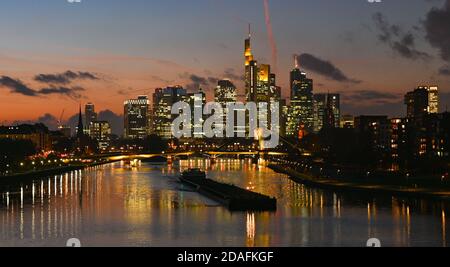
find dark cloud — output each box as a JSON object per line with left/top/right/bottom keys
{"left": 38, "top": 86, "right": 85, "bottom": 99}
{"left": 180, "top": 69, "right": 245, "bottom": 92}
{"left": 424, "top": 0, "right": 450, "bottom": 62}
{"left": 0, "top": 75, "right": 85, "bottom": 99}
{"left": 0, "top": 76, "right": 37, "bottom": 96}
{"left": 34, "top": 70, "right": 99, "bottom": 85}
{"left": 298, "top": 53, "right": 361, "bottom": 83}
{"left": 373, "top": 12, "right": 431, "bottom": 61}
{"left": 180, "top": 73, "right": 220, "bottom": 92}
{"left": 343, "top": 90, "right": 401, "bottom": 102}
{"left": 189, "top": 74, "right": 209, "bottom": 87}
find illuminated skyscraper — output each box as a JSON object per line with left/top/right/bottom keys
{"left": 405, "top": 86, "right": 439, "bottom": 124}
{"left": 215, "top": 80, "right": 237, "bottom": 136}
{"left": 269, "top": 74, "right": 281, "bottom": 102}
{"left": 290, "top": 55, "right": 302, "bottom": 98}
{"left": 85, "top": 103, "right": 97, "bottom": 127}
{"left": 314, "top": 93, "right": 340, "bottom": 132}
{"left": 90, "top": 121, "right": 111, "bottom": 150}
{"left": 124, "top": 96, "right": 151, "bottom": 139}
{"left": 404, "top": 86, "right": 442, "bottom": 158}
{"left": 428, "top": 86, "right": 439, "bottom": 114}
{"left": 215, "top": 80, "right": 237, "bottom": 104}
{"left": 288, "top": 56, "right": 314, "bottom": 136}
{"left": 84, "top": 102, "right": 97, "bottom": 135}
{"left": 243, "top": 28, "right": 281, "bottom": 141}
{"left": 153, "top": 86, "right": 187, "bottom": 139}
{"left": 188, "top": 88, "right": 206, "bottom": 138}
{"left": 245, "top": 27, "right": 258, "bottom": 103}
{"left": 257, "top": 64, "right": 271, "bottom": 103}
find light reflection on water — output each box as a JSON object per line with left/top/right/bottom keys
{"left": 0, "top": 159, "right": 448, "bottom": 247}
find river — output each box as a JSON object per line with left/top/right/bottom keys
{"left": 0, "top": 159, "right": 448, "bottom": 247}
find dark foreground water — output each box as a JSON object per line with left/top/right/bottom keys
{"left": 0, "top": 159, "right": 448, "bottom": 247}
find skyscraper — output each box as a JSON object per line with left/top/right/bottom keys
{"left": 269, "top": 73, "right": 281, "bottom": 102}
{"left": 153, "top": 86, "right": 187, "bottom": 139}
{"left": 428, "top": 86, "right": 439, "bottom": 114}
{"left": 257, "top": 64, "right": 271, "bottom": 103}
{"left": 215, "top": 80, "right": 237, "bottom": 136}
{"left": 90, "top": 121, "right": 111, "bottom": 150}
{"left": 188, "top": 88, "right": 206, "bottom": 138}
{"left": 85, "top": 103, "right": 97, "bottom": 127}
{"left": 245, "top": 28, "right": 258, "bottom": 103}
{"left": 290, "top": 55, "right": 302, "bottom": 99}
{"left": 124, "top": 96, "right": 151, "bottom": 139}
{"left": 243, "top": 29, "right": 281, "bottom": 140}
{"left": 314, "top": 93, "right": 341, "bottom": 132}
{"left": 85, "top": 103, "right": 97, "bottom": 136}
{"left": 404, "top": 86, "right": 441, "bottom": 159}
{"left": 215, "top": 80, "right": 237, "bottom": 104}
{"left": 405, "top": 86, "right": 439, "bottom": 124}
{"left": 288, "top": 56, "right": 314, "bottom": 135}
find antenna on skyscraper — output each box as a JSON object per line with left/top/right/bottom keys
{"left": 294, "top": 54, "right": 299, "bottom": 69}
{"left": 248, "top": 23, "right": 251, "bottom": 38}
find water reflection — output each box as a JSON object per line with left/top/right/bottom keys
{"left": 0, "top": 159, "right": 448, "bottom": 247}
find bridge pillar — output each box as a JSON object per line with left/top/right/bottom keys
{"left": 210, "top": 155, "right": 217, "bottom": 165}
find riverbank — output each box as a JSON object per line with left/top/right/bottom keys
{"left": 0, "top": 160, "right": 115, "bottom": 186}
{"left": 269, "top": 163, "right": 450, "bottom": 201}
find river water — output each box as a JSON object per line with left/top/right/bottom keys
{"left": 0, "top": 159, "right": 448, "bottom": 247}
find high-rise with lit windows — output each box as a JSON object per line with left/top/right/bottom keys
{"left": 188, "top": 88, "right": 206, "bottom": 138}
{"left": 405, "top": 86, "right": 439, "bottom": 121}
{"left": 288, "top": 56, "right": 314, "bottom": 136}
{"left": 153, "top": 86, "right": 187, "bottom": 139}
{"left": 314, "top": 93, "right": 341, "bottom": 132}
{"left": 90, "top": 121, "right": 111, "bottom": 150}
{"left": 124, "top": 96, "right": 151, "bottom": 139}
{"left": 245, "top": 28, "right": 258, "bottom": 103}
{"left": 215, "top": 80, "right": 237, "bottom": 136}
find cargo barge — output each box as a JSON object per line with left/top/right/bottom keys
{"left": 179, "top": 169, "right": 277, "bottom": 212}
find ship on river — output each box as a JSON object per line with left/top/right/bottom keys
{"left": 179, "top": 169, "right": 277, "bottom": 212}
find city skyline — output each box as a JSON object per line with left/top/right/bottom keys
{"left": 1, "top": 1, "right": 450, "bottom": 249}
{"left": 0, "top": 0, "right": 450, "bottom": 125}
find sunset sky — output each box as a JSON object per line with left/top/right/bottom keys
{"left": 0, "top": 0, "right": 449, "bottom": 127}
